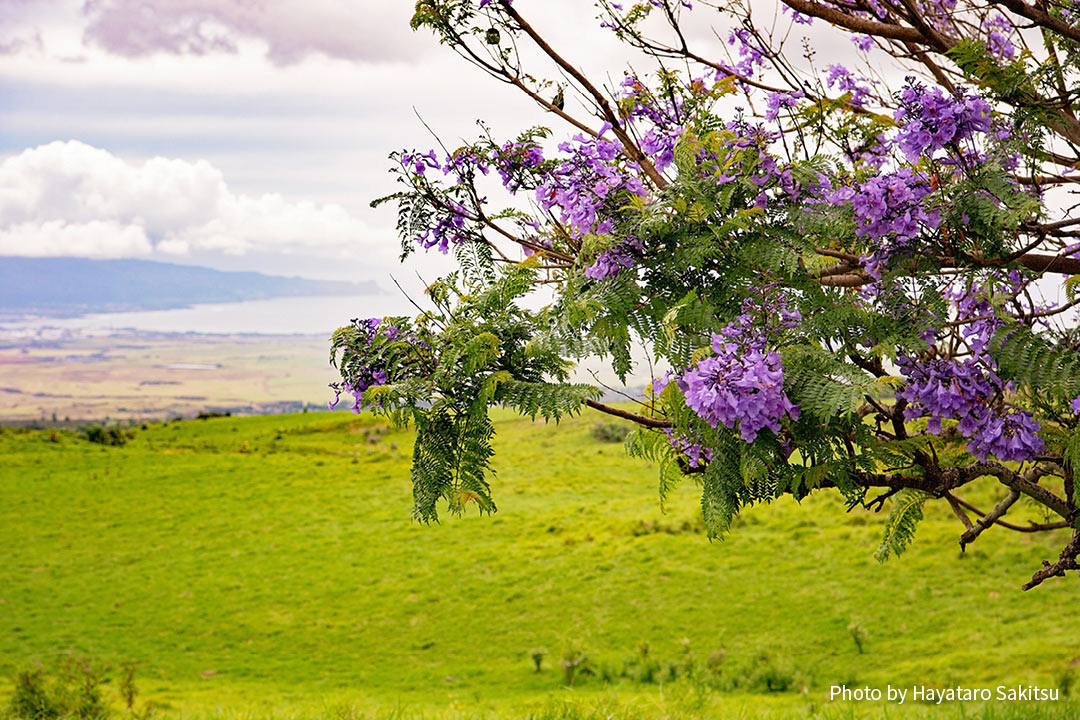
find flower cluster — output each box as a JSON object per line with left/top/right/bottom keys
{"left": 825, "top": 64, "right": 873, "bottom": 107}
{"left": 664, "top": 429, "right": 714, "bottom": 467}
{"left": 897, "top": 356, "right": 1044, "bottom": 461}
{"left": 982, "top": 13, "right": 1016, "bottom": 61}
{"left": 400, "top": 150, "right": 486, "bottom": 254}
{"left": 536, "top": 127, "right": 647, "bottom": 238}
{"left": 585, "top": 236, "right": 643, "bottom": 280}
{"left": 726, "top": 28, "right": 767, "bottom": 78}
{"left": 893, "top": 82, "right": 994, "bottom": 162}
{"left": 493, "top": 140, "right": 545, "bottom": 193}
{"left": 897, "top": 279, "right": 1045, "bottom": 462}
{"left": 419, "top": 200, "right": 470, "bottom": 254}
{"left": 678, "top": 286, "right": 801, "bottom": 443}
{"left": 620, "top": 75, "right": 685, "bottom": 173}
{"left": 826, "top": 168, "right": 940, "bottom": 278}
{"left": 851, "top": 34, "right": 874, "bottom": 52}
{"left": 329, "top": 318, "right": 427, "bottom": 412}
{"left": 764, "top": 90, "right": 804, "bottom": 122}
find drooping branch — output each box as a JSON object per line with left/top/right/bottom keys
{"left": 971, "top": 462, "right": 1075, "bottom": 521}
{"left": 958, "top": 490, "right": 1020, "bottom": 547}
{"left": 952, "top": 493, "right": 1070, "bottom": 538}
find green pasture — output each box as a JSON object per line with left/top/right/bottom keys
{"left": 0, "top": 410, "right": 1077, "bottom": 719}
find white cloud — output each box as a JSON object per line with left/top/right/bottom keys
{"left": 0, "top": 140, "right": 379, "bottom": 259}
{"left": 0, "top": 220, "right": 151, "bottom": 257}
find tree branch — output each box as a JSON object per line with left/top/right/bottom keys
{"left": 1023, "top": 531, "right": 1080, "bottom": 591}
{"left": 958, "top": 490, "right": 1020, "bottom": 548}
{"left": 500, "top": 2, "right": 669, "bottom": 189}
{"left": 585, "top": 399, "right": 672, "bottom": 429}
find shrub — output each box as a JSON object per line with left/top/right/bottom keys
{"left": 7, "top": 656, "right": 108, "bottom": 720}
{"left": 8, "top": 667, "right": 59, "bottom": 720}
{"left": 527, "top": 647, "right": 547, "bottom": 673}
{"left": 589, "top": 422, "right": 628, "bottom": 443}
{"left": 84, "top": 427, "right": 127, "bottom": 447}
{"left": 848, "top": 621, "right": 869, "bottom": 655}
{"left": 559, "top": 645, "right": 590, "bottom": 687}
{"left": 1059, "top": 668, "right": 1075, "bottom": 698}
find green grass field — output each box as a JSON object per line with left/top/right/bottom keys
{"left": 1, "top": 410, "right": 1078, "bottom": 719}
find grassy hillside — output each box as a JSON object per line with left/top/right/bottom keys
{"left": 0, "top": 410, "right": 1078, "bottom": 719}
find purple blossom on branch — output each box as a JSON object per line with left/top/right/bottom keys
{"left": 585, "top": 237, "right": 642, "bottom": 280}
{"left": 893, "top": 82, "right": 995, "bottom": 162}
{"left": 824, "top": 64, "right": 872, "bottom": 107}
{"left": 897, "top": 280, "right": 1046, "bottom": 463}
{"left": 329, "top": 318, "right": 427, "bottom": 413}
{"left": 982, "top": 14, "right": 1016, "bottom": 61}
{"left": 678, "top": 286, "right": 801, "bottom": 443}
{"left": 664, "top": 429, "right": 714, "bottom": 467}
{"left": 825, "top": 168, "right": 940, "bottom": 278}
{"left": 536, "top": 132, "right": 647, "bottom": 238}
{"left": 851, "top": 34, "right": 874, "bottom": 51}
{"left": 897, "top": 355, "right": 1045, "bottom": 462}
{"left": 764, "top": 91, "right": 804, "bottom": 122}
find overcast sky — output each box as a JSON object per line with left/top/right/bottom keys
{"left": 0, "top": 2, "right": 622, "bottom": 285}
{"left": 0, "top": 1, "right": 874, "bottom": 291}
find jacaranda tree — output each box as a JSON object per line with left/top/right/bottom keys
{"left": 331, "top": 0, "right": 1080, "bottom": 590}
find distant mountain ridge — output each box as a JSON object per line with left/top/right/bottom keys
{"left": 0, "top": 257, "right": 380, "bottom": 317}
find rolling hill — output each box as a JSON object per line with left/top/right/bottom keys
{"left": 1, "top": 410, "right": 1078, "bottom": 719}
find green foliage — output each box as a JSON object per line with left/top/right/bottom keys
{"left": 624, "top": 427, "right": 686, "bottom": 510}
{"left": 7, "top": 657, "right": 108, "bottom": 720}
{"left": 527, "top": 647, "right": 547, "bottom": 673}
{"left": 8, "top": 668, "right": 58, "bottom": 720}
{"left": 847, "top": 621, "right": 869, "bottom": 655}
{"left": 84, "top": 427, "right": 129, "bottom": 447}
{"left": 558, "top": 643, "right": 590, "bottom": 687}
{"left": 875, "top": 489, "right": 930, "bottom": 562}
{"left": 992, "top": 326, "right": 1080, "bottom": 403}
{"left": 590, "top": 422, "right": 629, "bottom": 443}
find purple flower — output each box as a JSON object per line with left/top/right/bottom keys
{"left": 536, "top": 132, "right": 647, "bottom": 238}
{"left": 894, "top": 82, "right": 995, "bottom": 162}
{"left": 824, "top": 64, "right": 872, "bottom": 107}
{"left": 982, "top": 14, "right": 1016, "bottom": 61}
{"left": 726, "top": 28, "right": 766, "bottom": 78}
{"left": 664, "top": 429, "right": 714, "bottom": 467}
{"left": 825, "top": 168, "right": 940, "bottom": 278}
{"left": 585, "top": 237, "right": 642, "bottom": 280}
{"left": 782, "top": 5, "right": 813, "bottom": 24}
{"left": 765, "top": 91, "right": 804, "bottom": 122}
{"left": 852, "top": 35, "right": 874, "bottom": 52}
{"left": 329, "top": 318, "right": 427, "bottom": 413}
{"left": 896, "top": 280, "right": 1046, "bottom": 463}
{"left": 678, "top": 285, "right": 801, "bottom": 443}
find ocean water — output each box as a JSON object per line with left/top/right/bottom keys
{"left": 0, "top": 294, "right": 419, "bottom": 336}
{"left": 0, "top": 292, "right": 655, "bottom": 389}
